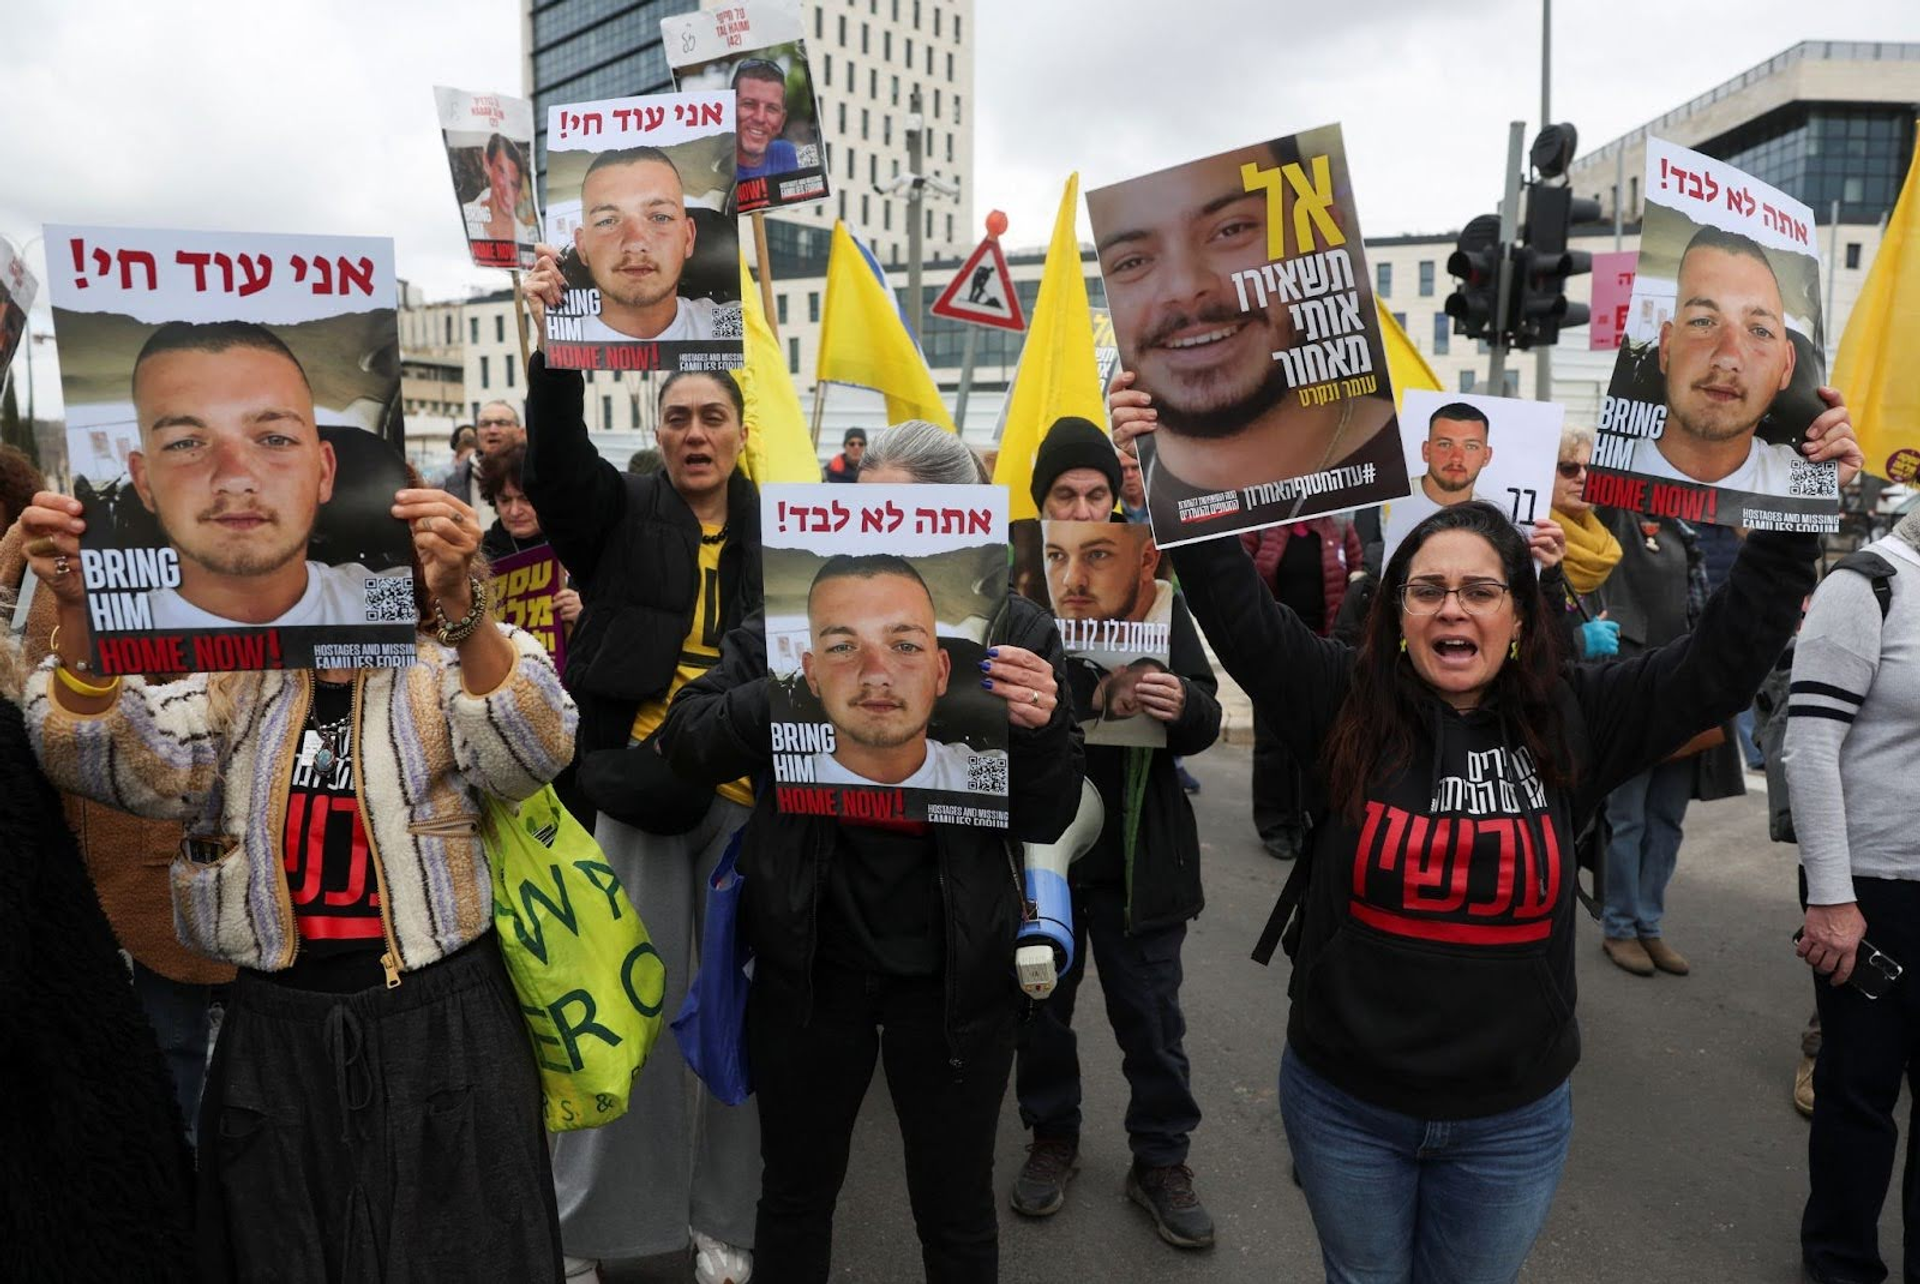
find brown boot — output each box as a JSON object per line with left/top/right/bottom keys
{"left": 1602, "top": 937, "right": 1656, "bottom": 976}
{"left": 1640, "top": 937, "right": 1690, "bottom": 975}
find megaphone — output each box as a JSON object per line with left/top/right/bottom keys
{"left": 1015, "top": 778, "right": 1105, "bottom": 999}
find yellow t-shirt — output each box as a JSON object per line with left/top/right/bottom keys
{"left": 630, "top": 525, "right": 753, "bottom": 807}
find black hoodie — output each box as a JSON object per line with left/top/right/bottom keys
{"left": 1172, "top": 529, "right": 1815, "bottom": 1119}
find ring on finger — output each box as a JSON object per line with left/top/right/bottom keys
{"left": 1028, "top": 688, "right": 1041, "bottom": 707}
{"left": 27, "top": 536, "right": 57, "bottom": 558}
{"left": 53, "top": 555, "right": 70, "bottom": 578}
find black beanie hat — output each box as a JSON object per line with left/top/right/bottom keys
{"left": 1030, "top": 416, "right": 1122, "bottom": 510}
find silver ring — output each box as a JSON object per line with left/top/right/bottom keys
{"left": 1029, "top": 688, "right": 1041, "bottom": 707}
{"left": 52, "top": 554, "right": 70, "bottom": 578}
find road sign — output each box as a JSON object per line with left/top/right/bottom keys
{"left": 930, "top": 235, "right": 1025, "bottom": 332}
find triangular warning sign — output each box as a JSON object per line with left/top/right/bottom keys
{"left": 930, "top": 236, "right": 1026, "bottom": 332}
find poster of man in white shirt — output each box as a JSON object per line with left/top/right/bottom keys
{"left": 1381, "top": 390, "right": 1563, "bottom": 564}
{"left": 433, "top": 86, "right": 540, "bottom": 270}
{"left": 762, "top": 483, "right": 1010, "bottom": 828}
{"left": 1588, "top": 137, "right": 1851, "bottom": 533}
{"left": 47, "top": 226, "right": 418, "bottom": 674}
{"left": 541, "top": 90, "right": 743, "bottom": 374}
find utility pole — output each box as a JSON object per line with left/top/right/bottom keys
{"left": 1535, "top": 0, "right": 1553, "bottom": 402}
{"left": 1489, "top": 122, "right": 1526, "bottom": 396}
{"left": 906, "top": 86, "right": 925, "bottom": 341}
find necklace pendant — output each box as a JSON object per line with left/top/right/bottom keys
{"left": 313, "top": 746, "right": 335, "bottom": 774}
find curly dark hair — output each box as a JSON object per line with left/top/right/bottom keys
{"left": 1321, "top": 501, "right": 1570, "bottom": 822}
{"left": 476, "top": 443, "right": 526, "bottom": 506}
{"left": 0, "top": 444, "right": 45, "bottom": 529}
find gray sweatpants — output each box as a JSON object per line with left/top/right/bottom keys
{"left": 551, "top": 795, "right": 761, "bottom": 1261}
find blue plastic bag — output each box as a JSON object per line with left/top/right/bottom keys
{"left": 671, "top": 822, "right": 753, "bottom": 1105}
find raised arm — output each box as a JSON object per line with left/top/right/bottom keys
{"left": 520, "top": 351, "right": 628, "bottom": 586}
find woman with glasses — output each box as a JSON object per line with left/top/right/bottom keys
{"left": 1548, "top": 426, "right": 1626, "bottom": 660}
{"left": 478, "top": 443, "right": 583, "bottom": 628}
{"left": 1110, "top": 379, "right": 1856, "bottom": 1281}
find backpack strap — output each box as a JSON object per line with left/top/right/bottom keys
{"left": 1831, "top": 549, "right": 1897, "bottom": 621}
{"left": 1251, "top": 851, "right": 1312, "bottom": 966}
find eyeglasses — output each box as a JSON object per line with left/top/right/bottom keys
{"left": 477, "top": 417, "right": 518, "bottom": 429}
{"left": 1556, "top": 461, "right": 1588, "bottom": 480}
{"left": 1399, "top": 581, "right": 1511, "bottom": 616}
{"left": 734, "top": 58, "right": 785, "bottom": 79}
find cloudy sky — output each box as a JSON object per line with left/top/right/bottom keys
{"left": 4, "top": 0, "right": 1918, "bottom": 409}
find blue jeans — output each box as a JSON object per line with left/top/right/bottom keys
{"left": 1280, "top": 1046, "right": 1571, "bottom": 1284}
{"left": 129, "top": 960, "right": 213, "bottom": 1149}
{"left": 1601, "top": 758, "right": 1694, "bottom": 940}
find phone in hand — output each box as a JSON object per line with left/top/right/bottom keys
{"left": 1795, "top": 928, "right": 1904, "bottom": 999}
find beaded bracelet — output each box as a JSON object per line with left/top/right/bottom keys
{"left": 433, "top": 575, "right": 490, "bottom": 646}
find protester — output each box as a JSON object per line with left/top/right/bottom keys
{"left": 437, "top": 423, "right": 477, "bottom": 489}
{"left": 661, "top": 419, "right": 1084, "bottom": 1284}
{"left": 447, "top": 399, "right": 525, "bottom": 536}
{"left": 1241, "top": 519, "right": 1364, "bottom": 861}
{"left": 523, "top": 241, "right": 762, "bottom": 1284}
{"left": 19, "top": 480, "right": 577, "bottom": 1281}
{"left": 477, "top": 442, "right": 582, "bottom": 619}
{"left": 1118, "top": 448, "right": 1149, "bottom": 525}
{"left": 1112, "top": 377, "right": 1853, "bottom": 1281}
{"left": 824, "top": 427, "right": 866, "bottom": 483}
{"left": 0, "top": 639, "right": 196, "bottom": 1281}
{"left": 1548, "top": 426, "right": 1624, "bottom": 660}
{"left": 1785, "top": 509, "right": 1920, "bottom": 1284}
{"left": 1030, "top": 416, "right": 1118, "bottom": 519}
{"left": 0, "top": 442, "right": 42, "bottom": 530}
{"left": 1012, "top": 417, "right": 1223, "bottom": 1249}
{"left": 0, "top": 518, "right": 235, "bottom": 1146}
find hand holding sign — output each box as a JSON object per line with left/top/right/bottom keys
{"left": 1804, "top": 387, "right": 1864, "bottom": 489}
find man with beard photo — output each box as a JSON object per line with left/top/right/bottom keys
{"left": 569, "top": 147, "right": 741, "bottom": 343}
{"left": 1381, "top": 402, "right": 1496, "bottom": 555}
{"left": 802, "top": 553, "right": 1005, "bottom": 792}
{"left": 1089, "top": 139, "right": 1401, "bottom": 539}
{"left": 125, "top": 321, "right": 410, "bottom": 629}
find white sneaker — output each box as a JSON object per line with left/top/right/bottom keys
{"left": 561, "top": 1255, "right": 601, "bottom": 1281}
{"left": 691, "top": 1229, "right": 753, "bottom": 1284}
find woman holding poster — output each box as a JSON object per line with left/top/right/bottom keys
{"left": 1117, "top": 386, "right": 1852, "bottom": 1278}
{"left": 659, "top": 422, "right": 1084, "bottom": 1284}
{"left": 18, "top": 483, "right": 578, "bottom": 1281}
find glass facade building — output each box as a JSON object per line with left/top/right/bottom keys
{"left": 528, "top": 0, "right": 697, "bottom": 179}
{"left": 1704, "top": 104, "right": 1915, "bottom": 223}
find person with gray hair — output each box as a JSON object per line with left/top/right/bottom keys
{"left": 859, "top": 419, "right": 991, "bottom": 486}
{"left": 1787, "top": 507, "right": 1920, "bottom": 1284}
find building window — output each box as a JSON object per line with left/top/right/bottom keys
{"left": 933, "top": 88, "right": 941, "bottom": 118}
{"left": 861, "top": 108, "right": 869, "bottom": 140}
{"left": 891, "top": 74, "right": 899, "bottom": 106}
{"left": 808, "top": 291, "right": 821, "bottom": 322}
{"left": 883, "top": 115, "right": 892, "bottom": 146}
{"left": 480, "top": 355, "right": 490, "bottom": 388}
{"left": 469, "top": 316, "right": 479, "bottom": 344}
{"left": 788, "top": 337, "right": 800, "bottom": 373}
{"left": 506, "top": 358, "right": 517, "bottom": 388}
{"left": 494, "top": 314, "right": 504, "bottom": 342}
{"left": 891, "top": 0, "right": 898, "bottom": 19}
{"left": 946, "top": 213, "right": 953, "bottom": 242}
{"left": 945, "top": 133, "right": 953, "bottom": 162}
{"left": 1392, "top": 311, "right": 1407, "bottom": 331}
{"left": 777, "top": 294, "right": 789, "bottom": 325}
{"left": 869, "top": 67, "right": 877, "bottom": 98}
{"left": 815, "top": 7, "right": 822, "bottom": 37}
{"left": 838, "top": 14, "right": 846, "bottom": 43}
{"left": 838, "top": 101, "right": 847, "bottom": 134}
{"left": 954, "top": 13, "right": 961, "bottom": 40}
{"left": 905, "top": 37, "right": 913, "bottom": 65}
{"left": 1418, "top": 261, "right": 1435, "bottom": 297}
{"left": 824, "top": 53, "right": 832, "bottom": 82}
{"left": 862, "top": 193, "right": 870, "bottom": 225}
{"left": 946, "top": 51, "right": 954, "bottom": 80}
{"left": 1846, "top": 241, "right": 1863, "bottom": 270}
{"left": 953, "top": 94, "right": 962, "bottom": 125}
{"left": 914, "top": 0, "right": 921, "bottom": 26}
{"left": 601, "top": 395, "right": 613, "bottom": 432}
{"left": 1629, "top": 175, "right": 1638, "bottom": 215}
{"left": 934, "top": 4, "right": 941, "bottom": 35}
{"left": 472, "top": 401, "right": 481, "bottom": 420}
{"left": 1431, "top": 311, "right": 1449, "bottom": 355}
{"left": 444, "top": 316, "right": 453, "bottom": 344}
{"left": 860, "top": 22, "right": 868, "bottom": 53}
{"left": 1458, "top": 371, "right": 1475, "bottom": 393}
{"left": 883, "top": 31, "right": 890, "bottom": 59}
{"left": 1377, "top": 263, "right": 1392, "bottom": 296}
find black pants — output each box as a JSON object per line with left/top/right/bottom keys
{"left": 1015, "top": 884, "right": 1200, "bottom": 1166}
{"left": 1804, "top": 877, "right": 1920, "bottom": 1284}
{"left": 196, "top": 936, "right": 562, "bottom": 1283}
{"left": 749, "top": 963, "right": 1015, "bottom": 1284}
{"left": 1252, "top": 709, "right": 1309, "bottom": 842}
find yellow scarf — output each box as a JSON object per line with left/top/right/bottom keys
{"left": 1556, "top": 506, "right": 1622, "bottom": 597}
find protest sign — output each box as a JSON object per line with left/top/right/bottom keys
{"left": 488, "top": 544, "right": 567, "bottom": 671}
{"left": 1086, "top": 122, "right": 1410, "bottom": 549}
{"left": 1381, "top": 390, "right": 1565, "bottom": 563}
{"left": 0, "top": 239, "right": 37, "bottom": 383}
{"left": 542, "top": 90, "right": 744, "bottom": 374}
{"left": 1590, "top": 138, "right": 1836, "bottom": 532}
{"left": 762, "top": 482, "right": 1010, "bottom": 828}
{"left": 1588, "top": 249, "right": 1637, "bottom": 351}
{"left": 46, "top": 225, "right": 415, "bottom": 675}
{"left": 662, "top": 0, "right": 830, "bottom": 214}
{"left": 1091, "top": 308, "right": 1122, "bottom": 394}
{"left": 434, "top": 86, "right": 540, "bottom": 271}
{"left": 1012, "top": 519, "right": 1170, "bottom": 748}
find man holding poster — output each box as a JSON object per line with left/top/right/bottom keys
{"left": 1087, "top": 125, "right": 1409, "bottom": 548}
{"left": 1590, "top": 139, "right": 1863, "bottom": 532}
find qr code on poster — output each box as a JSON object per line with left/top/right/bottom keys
{"left": 967, "top": 753, "right": 1008, "bottom": 794}
{"left": 363, "top": 575, "right": 416, "bottom": 623}
{"left": 1787, "top": 458, "right": 1837, "bottom": 498}
{"left": 795, "top": 144, "right": 820, "bottom": 167}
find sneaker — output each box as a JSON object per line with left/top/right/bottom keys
{"left": 1602, "top": 937, "right": 1656, "bottom": 977}
{"left": 1010, "top": 1138, "right": 1079, "bottom": 1217}
{"left": 1176, "top": 762, "right": 1202, "bottom": 794}
{"left": 691, "top": 1230, "right": 752, "bottom": 1284}
{"left": 1639, "top": 936, "right": 1691, "bottom": 976}
{"left": 1795, "top": 1054, "right": 1816, "bottom": 1119}
{"left": 1125, "top": 1162, "right": 1215, "bottom": 1249}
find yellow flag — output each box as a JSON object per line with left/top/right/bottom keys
{"left": 816, "top": 222, "right": 954, "bottom": 430}
{"left": 992, "top": 173, "right": 1109, "bottom": 521}
{"left": 1377, "top": 300, "right": 1442, "bottom": 407}
{"left": 735, "top": 255, "right": 823, "bottom": 484}
{"left": 1834, "top": 141, "right": 1920, "bottom": 483}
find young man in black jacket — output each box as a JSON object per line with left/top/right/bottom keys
{"left": 1008, "top": 418, "right": 1224, "bottom": 1249}
{"left": 520, "top": 249, "right": 763, "bottom": 1281}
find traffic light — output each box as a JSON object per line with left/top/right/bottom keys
{"left": 1445, "top": 213, "right": 1504, "bottom": 341}
{"left": 1513, "top": 179, "right": 1603, "bottom": 348}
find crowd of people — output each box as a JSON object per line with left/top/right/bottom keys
{"left": 0, "top": 218, "right": 1906, "bottom": 1284}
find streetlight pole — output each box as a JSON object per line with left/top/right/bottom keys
{"left": 906, "top": 87, "right": 926, "bottom": 341}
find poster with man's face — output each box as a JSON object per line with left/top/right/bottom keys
{"left": 762, "top": 483, "right": 1010, "bottom": 828}
{"left": 662, "top": 0, "right": 830, "bottom": 215}
{"left": 46, "top": 226, "right": 415, "bottom": 675}
{"left": 1380, "top": 390, "right": 1565, "bottom": 564}
{"left": 1012, "top": 520, "right": 1170, "bottom": 748}
{"left": 0, "top": 239, "right": 37, "bottom": 383}
{"left": 542, "top": 90, "right": 744, "bottom": 375}
{"left": 1086, "top": 123, "right": 1410, "bottom": 550}
{"left": 434, "top": 86, "right": 540, "bottom": 271}
{"left": 1590, "top": 138, "right": 1836, "bottom": 532}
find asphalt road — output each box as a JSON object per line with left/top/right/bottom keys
{"left": 612, "top": 742, "right": 1879, "bottom": 1283}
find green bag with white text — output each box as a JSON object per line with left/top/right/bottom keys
{"left": 485, "top": 785, "right": 665, "bottom": 1131}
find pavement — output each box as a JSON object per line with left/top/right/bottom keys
{"left": 609, "top": 744, "right": 1880, "bottom": 1283}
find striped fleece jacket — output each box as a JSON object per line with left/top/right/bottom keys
{"left": 26, "top": 624, "right": 576, "bottom": 980}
